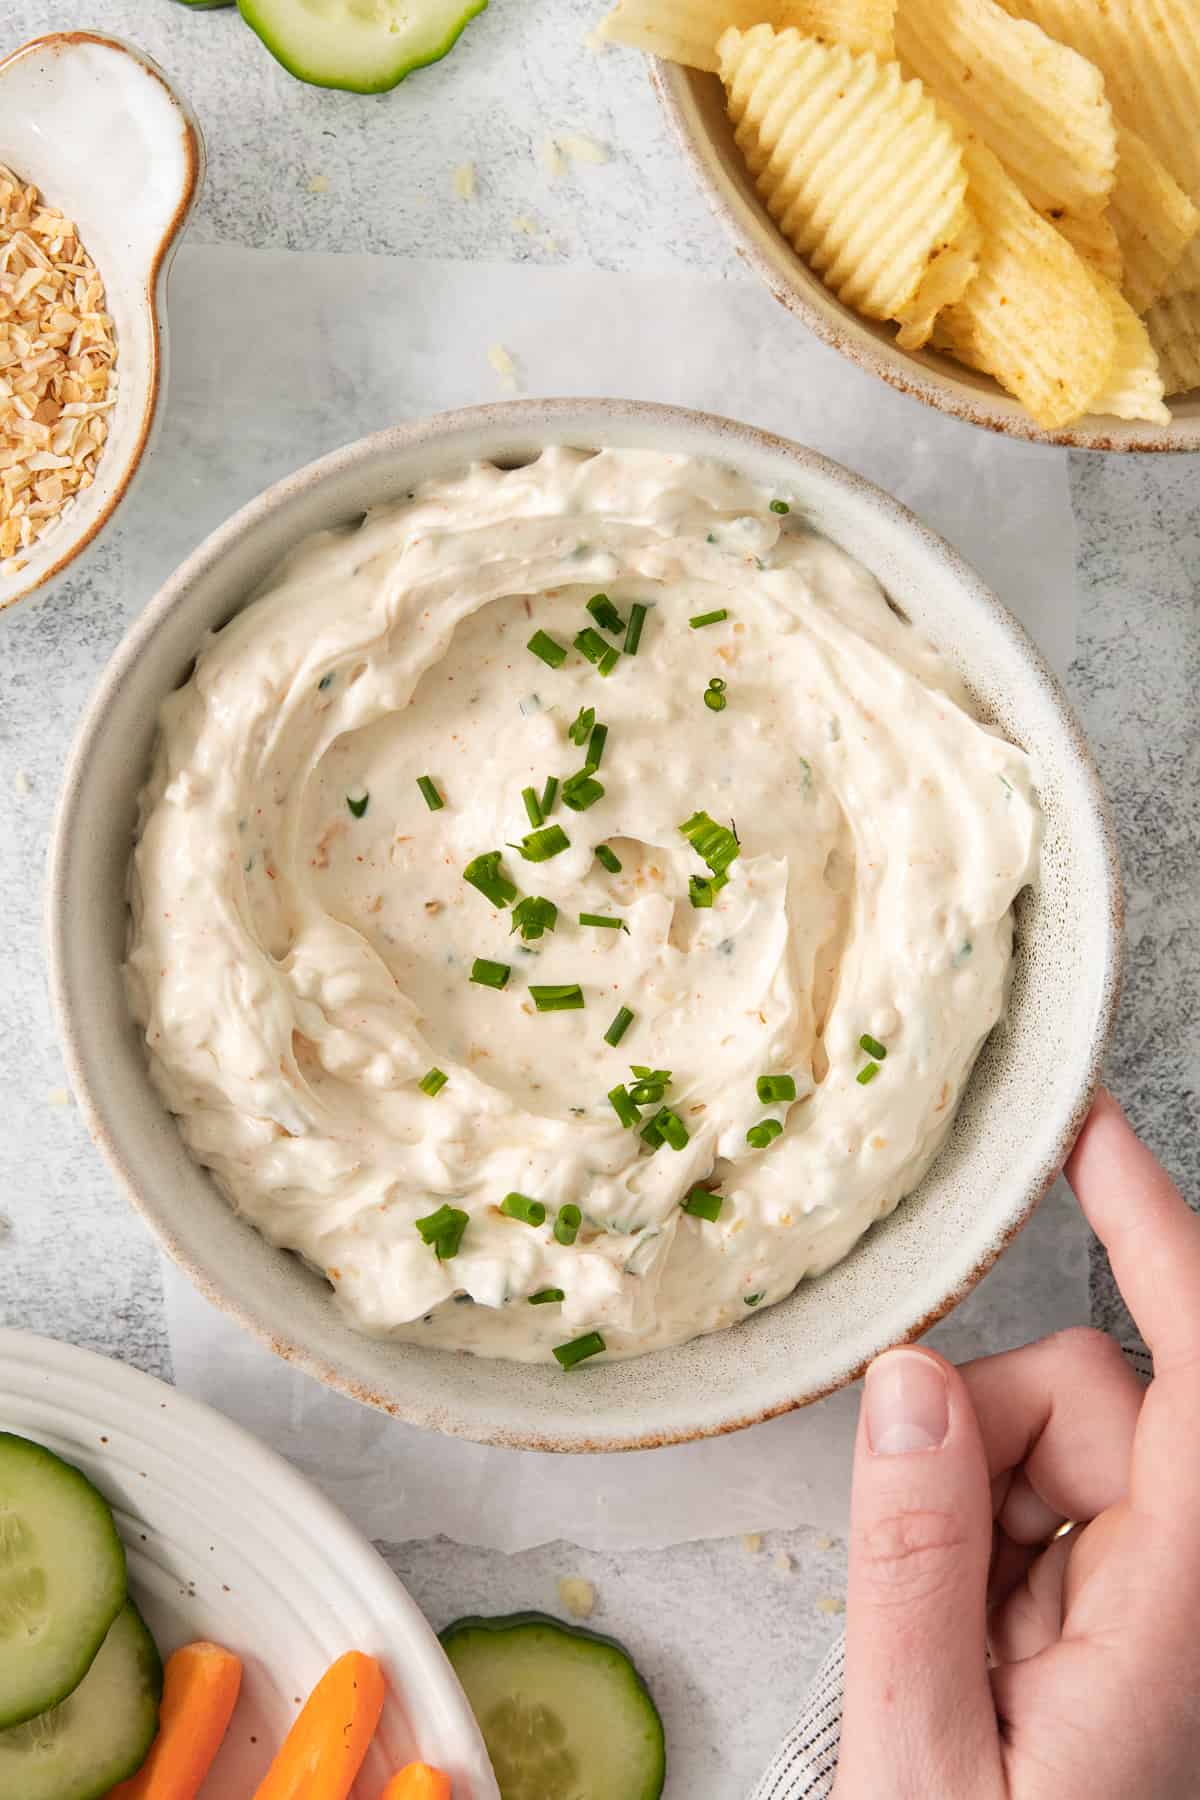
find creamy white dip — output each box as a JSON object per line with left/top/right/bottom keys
{"left": 125, "top": 449, "right": 1041, "bottom": 1364}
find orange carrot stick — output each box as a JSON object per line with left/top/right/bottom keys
{"left": 107, "top": 1641, "right": 243, "bottom": 1800}
{"left": 252, "top": 1651, "right": 386, "bottom": 1800}
{"left": 379, "top": 1767, "right": 451, "bottom": 1800}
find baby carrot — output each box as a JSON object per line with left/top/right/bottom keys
{"left": 252, "top": 1651, "right": 385, "bottom": 1800}
{"left": 379, "top": 1767, "right": 452, "bottom": 1800}
{"left": 107, "top": 1641, "right": 243, "bottom": 1800}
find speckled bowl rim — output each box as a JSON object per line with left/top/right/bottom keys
{"left": 47, "top": 398, "right": 1124, "bottom": 1451}
{"left": 652, "top": 59, "right": 1200, "bottom": 455}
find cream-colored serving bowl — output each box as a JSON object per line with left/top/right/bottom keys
{"left": 654, "top": 61, "right": 1200, "bottom": 453}
{"left": 49, "top": 400, "right": 1122, "bottom": 1450}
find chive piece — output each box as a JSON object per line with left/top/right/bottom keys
{"left": 553, "top": 1331, "right": 606, "bottom": 1370}
{"left": 529, "top": 1288, "right": 565, "bottom": 1306}
{"left": 604, "top": 1005, "right": 635, "bottom": 1047}
{"left": 554, "top": 1203, "right": 582, "bottom": 1246}
{"left": 682, "top": 1187, "right": 723, "bottom": 1222}
{"left": 318, "top": 672, "right": 334, "bottom": 690}
{"left": 417, "top": 775, "right": 444, "bottom": 812}
{"left": 630, "top": 1065, "right": 671, "bottom": 1080}
{"left": 540, "top": 774, "right": 559, "bottom": 816}
{"left": 608, "top": 1083, "right": 641, "bottom": 1129}
{"left": 747, "top": 1118, "right": 784, "bottom": 1150}
{"left": 640, "top": 1111, "right": 665, "bottom": 1149}
{"left": 744, "top": 1292, "right": 763, "bottom": 1307}
{"left": 579, "top": 912, "right": 626, "bottom": 931}
{"left": 628, "top": 1080, "right": 666, "bottom": 1106}
{"left": 470, "top": 958, "right": 511, "bottom": 989}
{"left": 859, "top": 1033, "right": 888, "bottom": 1061}
{"left": 500, "top": 1191, "right": 547, "bottom": 1227}
{"left": 511, "top": 895, "right": 558, "bottom": 942}
{"left": 679, "top": 809, "right": 740, "bottom": 876}
{"left": 857, "top": 1061, "right": 881, "bottom": 1085}
{"left": 598, "top": 645, "right": 620, "bottom": 677}
{"left": 568, "top": 705, "right": 595, "bottom": 747}
{"left": 346, "top": 791, "right": 369, "bottom": 818}
{"left": 530, "top": 983, "right": 585, "bottom": 1012}
{"left": 770, "top": 498, "right": 790, "bottom": 515}
{"left": 522, "top": 785, "right": 544, "bottom": 828}
{"left": 689, "top": 872, "right": 727, "bottom": 908}
{"left": 562, "top": 769, "right": 605, "bottom": 812}
{"left": 575, "top": 626, "right": 611, "bottom": 665}
{"left": 645, "top": 1105, "right": 688, "bottom": 1151}
{"left": 419, "top": 1067, "right": 448, "bottom": 1097}
{"left": 512, "top": 824, "right": 571, "bottom": 862}
{"left": 415, "top": 1204, "right": 469, "bottom": 1260}
{"left": 587, "top": 593, "right": 626, "bottom": 634}
{"left": 586, "top": 721, "right": 608, "bottom": 768}
{"left": 624, "top": 603, "right": 647, "bottom": 655}
{"left": 704, "top": 679, "right": 728, "bottom": 713}
{"left": 528, "top": 630, "right": 567, "bottom": 668}
{"left": 464, "top": 850, "right": 518, "bottom": 907}
{"left": 595, "top": 843, "right": 622, "bottom": 874}
{"left": 756, "top": 1074, "right": 797, "bottom": 1103}
{"left": 689, "top": 609, "right": 729, "bottom": 629}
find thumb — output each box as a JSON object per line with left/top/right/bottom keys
{"left": 834, "top": 1348, "right": 1003, "bottom": 1800}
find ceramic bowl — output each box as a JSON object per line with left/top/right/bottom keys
{"left": 653, "top": 60, "right": 1200, "bottom": 453}
{"left": 48, "top": 399, "right": 1122, "bottom": 1451}
{"left": 0, "top": 33, "right": 203, "bottom": 611}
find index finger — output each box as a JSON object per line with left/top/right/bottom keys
{"left": 1066, "top": 1088, "right": 1200, "bottom": 1378}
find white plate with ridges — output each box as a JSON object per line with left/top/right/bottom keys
{"left": 0, "top": 1328, "right": 497, "bottom": 1797}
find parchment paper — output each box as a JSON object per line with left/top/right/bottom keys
{"left": 149, "top": 244, "right": 1086, "bottom": 1551}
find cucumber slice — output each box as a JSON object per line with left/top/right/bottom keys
{"left": 0, "top": 1602, "right": 162, "bottom": 1800}
{"left": 0, "top": 1433, "right": 127, "bottom": 1727}
{"left": 236, "top": 0, "right": 487, "bottom": 93}
{"left": 442, "top": 1612, "right": 665, "bottom": 1800}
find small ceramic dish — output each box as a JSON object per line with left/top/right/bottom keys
{"left": 0, "top": 33, "right": 203, "bottom": 612}
{"left": 48, "top": 398, "right": 1122, "bottom": 1452}
{"left": 653, "top": 60, "right": 1200, "bottom": 453}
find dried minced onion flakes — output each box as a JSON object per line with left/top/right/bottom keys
{"left": 0, "top": 165, "right": 117, "bottom": 573}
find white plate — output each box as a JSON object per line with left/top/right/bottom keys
{"left": 0, "top": 1328, "right": 497, "bottom": 1798}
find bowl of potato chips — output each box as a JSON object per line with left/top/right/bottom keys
{"left": 599, "top": 0, "right": 1200, "bottom": 449}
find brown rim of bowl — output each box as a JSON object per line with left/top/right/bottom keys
{"left": 651, "top": 59, "right": 1198, "bottom": 456}
{"left": 47, "top": 397, "right": 1125, "bottom": 1450}
{"left": 0, "top": 32, "right": 205, "bottom": 613}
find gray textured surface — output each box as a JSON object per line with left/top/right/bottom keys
{"left": 1, "top": 3, "right": 1197, "bottom": 1796}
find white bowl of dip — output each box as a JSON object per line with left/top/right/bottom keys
{"left": 48, "top": 399, "right": 1121, "bottom": 1450}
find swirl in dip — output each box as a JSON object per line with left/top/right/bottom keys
{"left": 125, "top": 449, "right": 1041, "bottom": 1365}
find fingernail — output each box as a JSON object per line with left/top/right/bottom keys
{"left": 865, "top": 1351, "right": 949, "bottom": 1456}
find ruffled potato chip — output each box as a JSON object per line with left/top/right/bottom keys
{"left": 1164, "top": 234, "right": 1200, "bottom": 303}
{"left": 1051, "top": 210, "right": 1122, "bottom": 287}
{"left": 776, "top": 0, "right": 896, "bottom": 57}
{"left": 597, "top": 0, "right": 797, "bottom": 72}
{"left": 1109, "top": 123, "right": 1199, "bottom": 315}
{"left": 1145, "top": 289, "right": 1200, "bottom": 396}
{"left": 893, "top": 212, "right": 982, "bottom": 349}
{"left": 718, "top": 26, "right": 972, "bottom": 322}
{"left": 1086, "top": 273, "right": 1171, "bottom": 423}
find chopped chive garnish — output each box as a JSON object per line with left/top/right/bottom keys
{"left": 586, "top": 721, "right": 608, "bottom": 768}
{"left": 512, "top": 824, "right": 571, "bottom": 862}
{"left": 679, "top": 809, "right": 740, "bottom": 876}
{"left": 649, "top": 1105, "right": 689, "bottom": 1151}
{"left": 624, "top": 603, "right": 647, "bottom": 655}
{"left": 417, "top": 775, "right": 444, "bottom": 812}
{"left": 568, "top": 705, "right": 596, "bottom": 747}
{"left": 419, "top": 1067, "right": 448, "bottom": 1097}
{"left": 522, "top": 785, "right": 544, "bottom": 828}
{"left": 857, "top": 1061, "right": 880, "bottom": 1085}
{"left": 747, "top": 1118, "right": 784, "bottom": 1150}
{"left": 756, "top": 1074, "right": 797, "bottom": 1103}
{"left": 464, "top": 850, "right": 518, "bottom": 907}
{"left": 744, "top": 1292, "right": 763, "bottom": 1307}
{"left": 628, "top": 1080, "right": 666, "bottom": 1106}
{"left": 553, "top": 1331, "right": 606, "bottom": 1370}
{"left": 318, "top": 672, "right": 334, "bottom": 690}
{"left": 704, "top": 678, "right": 728, "bottom": 713}
{"left": 682, "top": 1186, "right": 723, "bottom": 1222}
{"left": 608, "top": 1083, "right": 641, "bottom": 1129}
{"left": 575, "top": 627, "right": 611, "bottom": 665}
{"left": 511, "top": 895, "right": 558, "bottom": 941}
{"left": 689, "top": 872, "right": 727, "bottom": 908}
{"left": 500, "top": 1191, "right": 546, "bottom": 1227}
{"left": 640, "top": 1111, "right": 664, "bottom": 1149}
{"left": 604, "top": 1005, "right": 635, "bottom": 1047}
{"left": 587, "top": 593, "right": 625, "bottom": 634}
{"left": 346, "top": 791, "right": 369, "bottom": 818}
{"left": 414, "top": 1204, "right": 469, "bottom": 1260}
{"left": 859, "top": 1034, "right": 888, "bottom": 1061}
{"left": 689, "top": 609, "right": 728, "bottom": 629}
{"left": 540, "top": 774, "right": 559, "bottom": 816}
{"left": 631, "top": 1065, "right": 671, "bottom": 1080}
{"left": 528, "top": 630, "right": 567, "bottom": 668}
{"left": 530, "top": 983, "right": 584, "bottom": 1011}
{"left": 554, "top": 1203, "right": 582, "bottom": 1246}
{"left": 770, "top": 499, "right": 790, "bottom": 515}
{"left": 595, "top": 843, "right": 622, "bottom": 874}
{"left": 470, "top": 957, "right": 511, "bottom": 989}
{"left": 579, "top": 912, "right": 627, "bottom": 931}
{"left": 529, "top": 1288, "right": 565, "bottom": 1306}
{"left": 562, "top": 769, "right": 605, "bottom": 812}
{"left": 598, "top": 645, "right": 620, "bottom": 677}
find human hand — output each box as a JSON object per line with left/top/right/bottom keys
{"left": 832, "top": 1090, "right": 1200, "bottom": 1800}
